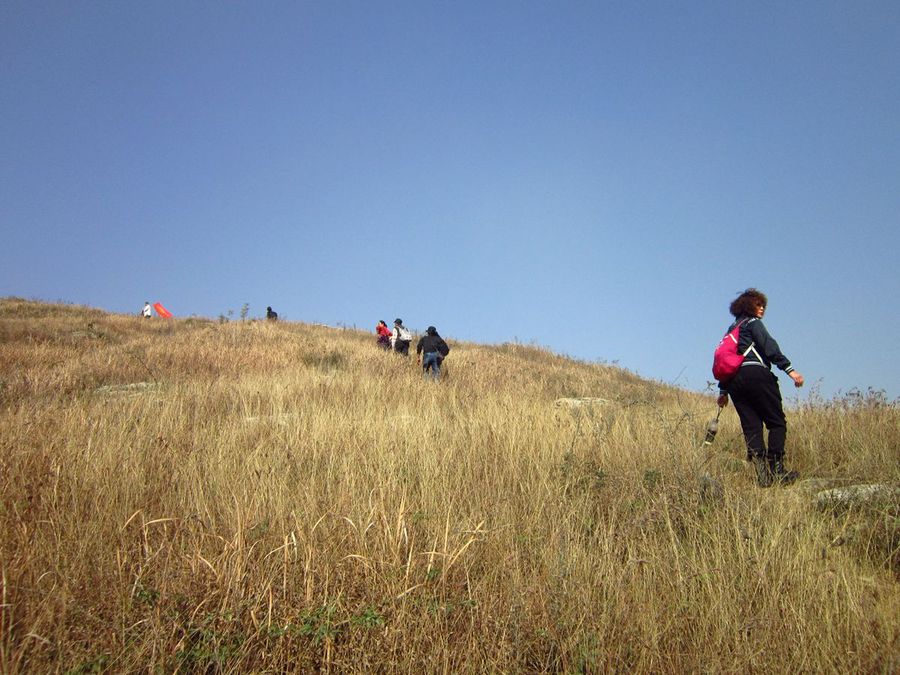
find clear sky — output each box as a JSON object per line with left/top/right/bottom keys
{"left": 2, "top": 2, "right": 898, "bottom": 401}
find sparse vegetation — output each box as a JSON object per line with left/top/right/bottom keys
{"left": 0, "top": 298, "right": 897, "bottom": 672}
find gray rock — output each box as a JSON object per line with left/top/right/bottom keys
{"left": 94, "top": 382, "right": 161, "bottom": 397}
{"left": 554, "top": 397, "right": 609, "bottom": 408}
{"left": 816, "top": 484, "right": 900, "bottom": 510}
{"left": 699, "top": 474, "right": 724, "bottom": 503}
{"left": 244, "top": 413, "right": 300, "bottom": 425}
{"left": 796, "top": 478, "right": 851, "bottom": 495}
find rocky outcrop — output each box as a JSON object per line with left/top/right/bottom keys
{"left": 815, "top": 484, "right": 900, "bottom": 510}
{"left": 553, "top": 397, "right": 609, "bottom": 408}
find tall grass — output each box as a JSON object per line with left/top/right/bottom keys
{"left": 0, "top": 298, "right": 897, "bottom": 672}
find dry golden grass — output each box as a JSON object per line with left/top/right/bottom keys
{"left": 0, "top": 298, "right": 897, "bottom": 672}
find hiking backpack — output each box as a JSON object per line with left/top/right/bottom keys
{"left": 712, "top": 319, "right": 761, "bottom": 383}
{"left": 437, "top": 338, "right": 450, "bottom": 357}
{"left": 396, "top": 325, "right": 412, "bottom": 342}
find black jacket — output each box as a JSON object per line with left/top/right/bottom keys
{"left": 416, "top": 333, "right": 450, "bottom": 357}
{"left": 720, "top": 316, "right": 794, "bottom": 391}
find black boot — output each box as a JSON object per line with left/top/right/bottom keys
{"left": 769, "top": 458, "right": 798, "bottom": 486}
{"left": 751, "top": 455, "right": 773, "bottom": 488}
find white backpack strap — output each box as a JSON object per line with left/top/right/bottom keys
{"left": 743, "top": 343, "right": 763, "bottom": 360}
{"left": 740, "top": 318, "right": 763, "bottom": 362}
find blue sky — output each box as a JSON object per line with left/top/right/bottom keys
{"left": 2, "top": 2, "right": 898, "bottom": 401}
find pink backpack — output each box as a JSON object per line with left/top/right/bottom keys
{"left": 712, "top": 319, "right": 761, "bottom": 383}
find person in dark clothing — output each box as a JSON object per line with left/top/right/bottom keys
{"left": 266, "top": 306, "right": 278, "bottom": 321}
{"left": 416, "top": 326, "right": 450, "bottom": 379}
{"left": 717, "top": 288, "right": 804, "bottom": 487}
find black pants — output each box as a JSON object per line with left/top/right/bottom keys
{"left": 727, "top": 366, "right": 787, "bottom": 460}
{"left": 394, "top": 340, "right": 410, "bottom": 356}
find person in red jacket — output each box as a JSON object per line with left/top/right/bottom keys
{"left": 375, "top": 320, "right": 392, "bottom": 350}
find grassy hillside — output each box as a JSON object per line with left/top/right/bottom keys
{"left": 0, "top": 298, "right": 897, "bottom": 672}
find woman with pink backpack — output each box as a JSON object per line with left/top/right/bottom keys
{"left": 715, "top": 288, "right": 805, "bottom": 487}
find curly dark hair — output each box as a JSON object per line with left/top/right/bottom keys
{"left": 729, "top": 288, "right": 768, "bottom": 318}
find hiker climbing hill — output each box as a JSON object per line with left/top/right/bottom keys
{"left": 375, "top": 320, "right": 392, "bottom": 350}
{"left": 416, "top": 326, "right": 450, "bottom": 380}
{"left": 714, "top": 288, "right": 804, "bottom": 487}
{"left": 392, "top": 318, "right": 412, "bottom": 356}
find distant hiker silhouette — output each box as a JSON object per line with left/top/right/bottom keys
{"left": 715, "top": 288, "right": 804, "bottom": 487}
{"left": 266, "top": 306, "right": 278, "bottom": 321}
{"left": 142, "top": 302, "right": 152, "bottom": 319}
{"left": 376, "top": 320, "right": 392, "bottom": 350}
{"left": 416, "top": 326, "right": 450, "bottom": 379}
{"left": 392, "top": 318, "right": 412, "bottom": 356}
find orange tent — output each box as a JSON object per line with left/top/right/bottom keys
{"left": 153, "top": 302, "right": 172, "bottom": 318}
